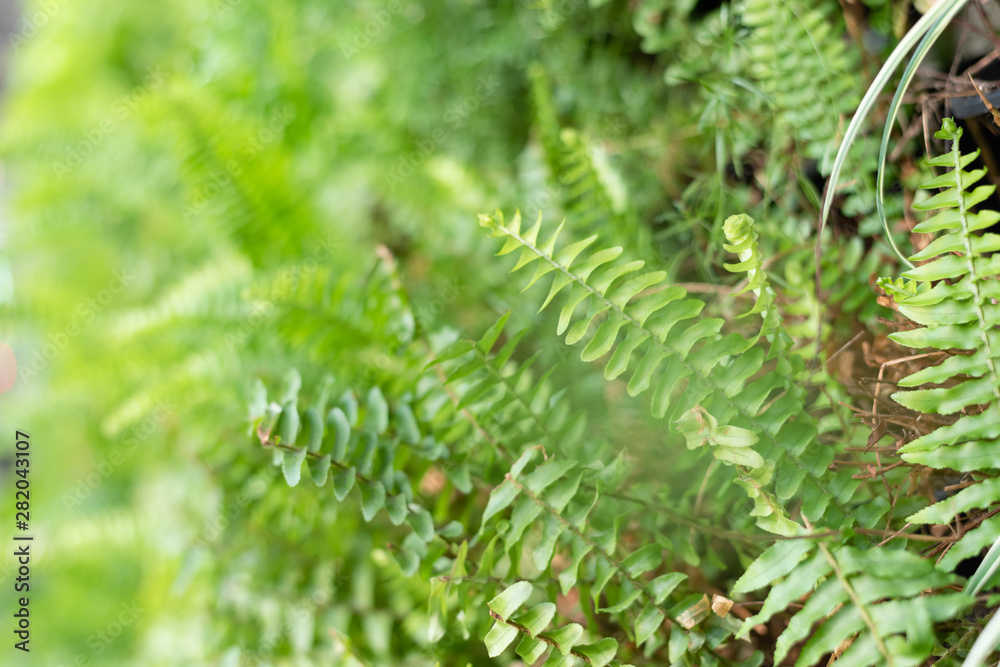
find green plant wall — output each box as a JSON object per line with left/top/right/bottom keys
{"left": 2, "top": 0, "right": 1000, "bottom": 665}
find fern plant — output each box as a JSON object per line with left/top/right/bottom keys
{"left": 478, "top": 209, "right": 884, "bottom": 535}
{"left": 881, "top": 118, "right": 1000, "bottom": 473}
{"left": 249, "top": 369, "right": 461, "bottom": 575}
{"left": 470, "top": 206, "right": 942, "bottom": 663}
{"left": 734, "top": 540, "right": 968, "bottom": 666}
{"left": 739, "top": 0, "right": 860, "bottom": 166}
{"left": 11, "top": 0, "right": 999, "bottom": 663}
{"left": 880, "top": 118, "right": 1000, "bottom": 602}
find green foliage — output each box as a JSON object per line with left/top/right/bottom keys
{"left": 883, "top": 119, "right": 1000, "bottom": 471}
{"left": 722, "top": 213, "right": 786, "bottom": 350}
{"left": 740, "top": 0, "right": 859, "bottom": 165}
{"left": 6, "top": 0, "right": 1000, "bottom": 665}
{"left": 479, "top": 208, "right": 880, "bottom": 535}
{"left": 251, "top": 372, "right": 458, "bottom": 576}
{"left": 675, "top": 406, "right": 799, "bottom": 537}
{"left": 734, "top": 541, "right": 968, "bottom": 666}
{"left": 485, "top": 581, "right": 622, "bottom": 665}
{"left": 880, "top": 118, "right": 1000, "bottom": 615}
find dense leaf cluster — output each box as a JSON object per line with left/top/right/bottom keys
{"left": 5, "top": 0, "right": 1000, "bottom": 665}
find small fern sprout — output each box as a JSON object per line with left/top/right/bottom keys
{"left": 723, "top": 213, "right": 783, "bottom": 345}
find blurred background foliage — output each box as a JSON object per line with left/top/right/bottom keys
{"left": 0, "top": 0, "right": 980, "bottom": 664}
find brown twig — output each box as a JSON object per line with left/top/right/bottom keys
{"left": 968, "top": 72, "right": 1000, "bottom": 129}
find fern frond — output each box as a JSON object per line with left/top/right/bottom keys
{"left": 741, "top": 0, "right": 859, "bottom": 164}
{"left": 249, "top": 372, "right": 457, "bottom": 576}
{"left": 485, "top": 581, "right": 629, "bottom": 666}
{"left": 883, "top": 118, "right": 1000, "bottom": 473}
{"left": 733, "top": 540, "right": 969, "bottom": 666}
{"left": 480, "top": 209, "right": 732, "bottom": 408}
{"left": 480, "top": 209, "right": 882, "bottom": 531}
{"left": 879, "top": 119, "right": 1000, "bottom": 605}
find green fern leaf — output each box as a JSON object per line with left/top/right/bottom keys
{"left": 882, "top": 118, "right": 1000, "bottom": 474}
{"left": 737, "top": 542, "right": 968, "bottom": 665}
{"left": 480, "top": 209, "right": 881, "bottom": 530}
{"left": 741, "top": 0, "right": 859, "bottom": 165}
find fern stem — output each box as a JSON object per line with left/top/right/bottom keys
{"left": 263, "top": 438, "right": 373, "bottom": 482}
{"left": 610, "top": 489, "right": 849, "bottom": 542}
{"left": 949, "top": 132, "right": 1000, "bottom": 415}
{"left": 854, "top": 527, "right": 953, "bottom": 543}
